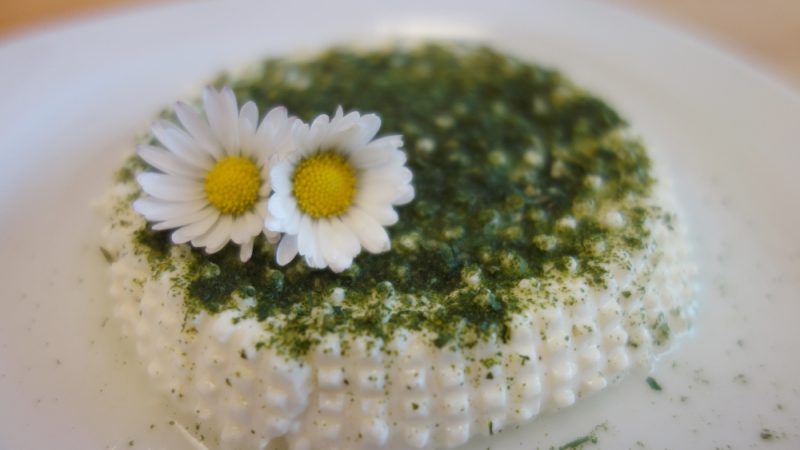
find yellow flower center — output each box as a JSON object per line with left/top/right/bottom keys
{"left": 292, "top": 151, "right": 357, "bottom": 218}
{"left": 204, "top": 156, "right": 261, "bottom": 216}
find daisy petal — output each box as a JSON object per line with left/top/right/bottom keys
{"left": 277, "top": 117, "right": 302, "bottom": 156}
{"left": 256, "top": 106, "right": 288, "bottom": 141}
{"left": 296, "top": 216, "right": 313, "bottom": 257}
{"left": 254, "top": 201, "right": 268, "bottom": 218}
{"left": 153, "top": 206, "right": 216, "bottom": 231}
{"left": 205, "top": 237, "right": 229, "bottom": 254}
{"left": 349, "top": 147, "right": 392, "bottom": 170}
{"left": 318, "top": 220, "right": 341, "bottom": 270}
{"left": 171, "top": 209, "right": 220, "bottom": 243}
{"left": 239, "top": 238, "right": 255, "bottom": 262}
{"left": 344, "top": 113, "right": 381, "bottom": 149}
{"left": 267, "top": 196, "right": 301, "bottom": 234}
{"left": 388, "top": 147, "right": 408, "bottom": 166}
{"left": 325, "top": 113, "right": 360, "bottom": 150}
{"left": 204, "top": 86, "right": 240, "bottom": 154}
{"left": 268, "top": 193, "right": 297, "bottom": 222}
{"left": 239, "top": 101, "right": 259, "bottom": 158}
{"left": 355, "top": 182, "right": 400, "bottom": 207}
{"left": 306, "top": 114, "right": 331, "bottom": 152}
{"left": 175, "top": 101, "right": 224, "bottom": 160}
{"left": 323, "top": 250, "right": 352, "bottom": 273}
{"left": 306, "top": 220, "right": 327, "bottom": 269}
{"left": 329, "top": 218, "right": 360, "bottom": 260}
{"left": 345, "top": 207, "right": 391, "bottom": 254}
{"left": 356, "top": 200, "right": 399, "bottom": 226}
{"left": 137, "top": 173, "right": 205, "bottom": 201}
{"left": 394, "top": 184, "right": 415, "bottom": 205}
{"left": 240, "top": 101, "right": 259, "bottom": 129}
{"left": 358, "top": 181, "right": 413, "bottom": 206}
{"left": 151, "top": 121, "right": 214, "bottom": 169}
{"left": 365, "top": 135, "right": 403, "bottom": 153}
{"left": 276, "top": 234, "right": 298, "bottom": 266}
{"left": 269, "top": 163, "right": 293, "bottom": 194}
{"left": 361, "top": 166, "right": 413, "bottom": 187}
{"left": 243, "top": 209, "right": 265, "bottom": 238}
{"left": 283, "top": 205, "right": 302, "bottom": 234}
{"left": 333, "top": 106, "right": 345, "bottom": 120}
{"left": 133, "top": 198, "right": 206, "bottom": 221}
{"left": 291, "top": 122, "right": 313, "bottom": 158}
{"left": 137, "top": 144, "right": 204, "bottom": 179}
{"left": 194, "top": 214, "right": 233, "bottom": 252}
{"left": 229, "top": 208, "right": 264, "bottom": 244}
{"left": 229, "top": 216, "right": 252, "bottom": 244}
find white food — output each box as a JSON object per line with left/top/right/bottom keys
{"left": 100, "top": 175, "right": 696, "bottom": 450}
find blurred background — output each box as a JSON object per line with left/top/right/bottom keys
{"left": 1, "top": 0, "right": 799, "bottom": 90}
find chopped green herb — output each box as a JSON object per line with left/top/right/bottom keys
{"left": 646, "top": 376, "right": 662, "bottom": 391}
{"left": 559, "top": 435, "right": 598, "bottom": 450}
{"left": 100, "top": 247, "right": 113, "bottom": 263}
{"left": 124, "top": 44, "right": 656, "bottom": 357}
{"left": 652, "top": 313, "right": 671, "bottom": 345}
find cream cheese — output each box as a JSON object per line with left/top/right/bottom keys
{"left": 100, "top": 44, "right": 697, "bottom": 450}
{"left": 100, "top": 177, "right": 695, "bottom": 449}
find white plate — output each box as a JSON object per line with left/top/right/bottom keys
{"left": 1, "top": 1, "right": 799, "bottom": 449}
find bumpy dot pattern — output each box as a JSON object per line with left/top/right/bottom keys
{"left": 100, "top": 176, "right": 696, "bottom": 449}
{"left": 292, "top": 151, "right": 357, "bottom": 219}
{"left": 204, "top": 156, "right": 261, "bottom": 216}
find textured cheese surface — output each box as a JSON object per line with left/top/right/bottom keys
{"left": 101, "top": 177, "right": 696, "bottom": 450}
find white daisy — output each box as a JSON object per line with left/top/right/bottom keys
{"left": 133, "top": 86, "right": 296, "bottom": 262}
{"left": 267, "top": 107, "right": 415, "bottom": 272}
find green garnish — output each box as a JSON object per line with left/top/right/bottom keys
{"left": 129, "top": 44, "right": 657, "bottom": 357}
{"left": 646, "top": 376, "right": 662, "bottom": 391}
